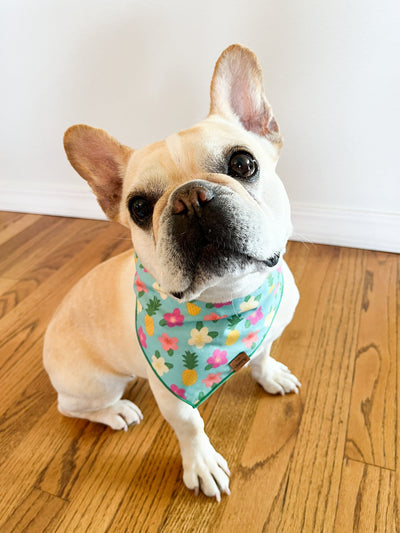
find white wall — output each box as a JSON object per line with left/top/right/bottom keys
{"left": 1, "top": 0, "right": 399, "bottom": 252}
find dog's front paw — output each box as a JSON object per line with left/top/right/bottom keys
{"left": 182, "top": 438, "right": 230, "bottom": 501}
{"left": 76, "top": 399, "right": 143, "bottom": 431}
{"left": 252, "top": 356, "right": 301, "bottom": 395}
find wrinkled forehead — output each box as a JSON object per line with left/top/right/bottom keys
{"left": 124, "top": 118, "right": 267, "bottom": 190}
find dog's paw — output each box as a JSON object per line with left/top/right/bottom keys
{"left": 182, "top": 438, "right": 231, "bottom": 501}
{"left": 252, "top": 357, "right": 301, "bottom": 395}
{"left": 84, "top": 400, "right": 143, "bottom": 431}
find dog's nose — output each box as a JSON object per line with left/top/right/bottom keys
{"left": 172, "top": 184, "right": 214, "bottom": 215}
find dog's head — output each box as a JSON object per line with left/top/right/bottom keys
{"left": 64, "top": 45, "right": 292, "bottom": 301}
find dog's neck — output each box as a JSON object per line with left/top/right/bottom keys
{"left": 195, "top": 271, "right": 272, "bottom": 303}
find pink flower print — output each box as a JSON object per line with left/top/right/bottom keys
{"left": 202, "top": 372, "right": 222, "bottom": 388}
{"left": 204, "top": 312, "right": 228, "bottom": 322}
{"left": 158, "top": 333, "right": 178, "bottom": 351}
{"left": 164, "top": 308, "right": 185, "bottom": 327}
{"left": 207, "top": 349, "right": 228, "bottom": 368}
{"left": 273, "top": 282, "right": 281, "bottom": 297}
{"left": 134, "top": 275, "right": 148, "bottom": 294}
{"left": 214, "top": 301, "right": 232, "bottom": 308}
{"left": 242, "top": 330, "right": 259, "bottom": 349}
{"left": 248, "top": 307, "right": 263, "bottom": 325}
{"left": 171, "top": 384, "right": 187, "bottom": 399}
{"left": 138, "top": 326, "right": 147, "bottom": 348}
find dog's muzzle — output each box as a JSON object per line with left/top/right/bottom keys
{"left": 166, "top": 181, "right": 280, "bottom": 274}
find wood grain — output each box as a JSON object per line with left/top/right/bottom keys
{"left": 0, "top": 213, "right": 398, "bottom": 533}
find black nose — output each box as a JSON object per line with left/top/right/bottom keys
{"left": 171, "top": 184, "right": 214, "bottom": 215}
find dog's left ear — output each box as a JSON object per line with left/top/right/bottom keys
{"left": 209, "top": 44, "right": 281, "bottom": 145}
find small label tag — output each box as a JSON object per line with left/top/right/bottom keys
{"left": 229, "top": 351, "right": 250, "bottom": 372}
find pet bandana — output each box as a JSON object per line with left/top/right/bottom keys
{"left": 133, "top": 254, "right": 284, "bottom": 408}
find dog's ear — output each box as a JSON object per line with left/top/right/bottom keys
{"left": 64, "top": 125, "right": 133, "bottom": 221}
{"left": 209, "top": 44, "right": 281, "bottom": 145}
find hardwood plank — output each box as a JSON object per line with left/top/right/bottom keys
{"left": 0, "top": 488, "right": 67, "bottom": 533}
{"left": 0, "top": 212, "right": 41, "bottom": 246}
{"left": 345, "top": 252, "right": 397, "bottom": 469}
{"left": 334, "top": 459, "right": 396, "bottom": 533}
{"left": 261, "top": 246, "right": 366, "bottom": 533}
{"left": 0, "top": 215, "right": 63, "bottom": 274}
{"left": 0, "top": 218, "right": 126, "bottom": 319}
{"left": 29, "top": 384, "right": 168, "bottom": 532}
{"left": 0, "top": 277, "right": 18, "bottom": 297}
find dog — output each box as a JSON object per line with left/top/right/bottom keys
{"left": 43, "top": 44, "right": 300, "bottom": 501}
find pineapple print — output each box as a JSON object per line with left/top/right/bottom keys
{"left": 225, "top": 315, "right": 242, "bottom": 346}
{"left": 144, "top": 297, "right": 161, "bottom": 336}
{"left": 181, "top": 350, "right": 198, "bottom": 386}
{"left": 186, "top": 302, "right": 201, "bottom": 316}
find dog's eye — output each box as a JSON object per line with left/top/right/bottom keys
{"left": 228, "top": 151, "right": 258, "bottom": 180}
{"left": 128, "top": 196, "right": 153, "bottom": 225}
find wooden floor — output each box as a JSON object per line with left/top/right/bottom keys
{"left": 0, "top": 211, "right": 398, "bottom": 533}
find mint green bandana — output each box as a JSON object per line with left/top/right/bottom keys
{"left": 133, "top": 254, "right": 283, "bottom": 408}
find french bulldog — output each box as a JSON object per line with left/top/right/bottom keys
{"left": 43, "top": 44, "right": 300, "bottom": 501}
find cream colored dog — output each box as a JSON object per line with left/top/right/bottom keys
{"left": 44, "top": 44, "right": 300, "bottom": 501}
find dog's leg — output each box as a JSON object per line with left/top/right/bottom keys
{"left": 147, "top": 372, "right": 230, "bottom": 501}
{"left": 58, "top": 393, "right": 143, "bottom": 432}
{"left": 250, "top": 342, "right": 301, "bottom": 395}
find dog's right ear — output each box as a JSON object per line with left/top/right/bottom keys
{"left": 64, "top": 124, "right": 133, "bottom": 221}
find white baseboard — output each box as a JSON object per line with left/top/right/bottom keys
{"left": 290, "top": 204, "right": 399, "bottom": 253}
{"left": 0, "top": 184, "right": 399, "bottom": 253}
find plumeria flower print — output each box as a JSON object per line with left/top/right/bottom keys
{"left": 153, "top": 282, "right": 168, "bottom": 300}
{"left": 134, "top": 276, "right": 148, "bottom": 294}
{"left": 188, "top": 327, "right": 213, "bottom": 349}
{"left": 138, "top": 326, "right": 147, "bottom": 348}
{"left": 152, "top": 355, "right": 169, "bottom": 376}
{"left": 242, "top": 330, "right": 259, "bottom": 349}
{"left": 203, "top": 312, "right": 228, "bottom": 322}
{"left": 163, "top": 308, "right": 185, "bottom": 327}
{"left": 207, "top": 349, "right": 228, "bottom": 368}
{"left": 171, "top": 384, "right": 186, "bottom": 399}
{"left": 264, "top": 307, "right": 275, "bottom": 327}
{"left": 158, "top": 333, "right": 178, "bottom": 351}
{"left": 239, "top": 296, "right": 259, "bottom": 312}
{"left": 248, "top": 307, "right": 263, "bottom": 325}
{"left": 202, "top": 373, "right": 222, "bottom": 388}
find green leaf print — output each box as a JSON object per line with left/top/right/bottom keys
{"left": 159, "top": 318, "right": 167, "bottom": 326}
{"left": 196, "top": 321, "right": 203, "bottom": 331}
{"left": 208, "top": 331, "right": 218, "bottom": 339}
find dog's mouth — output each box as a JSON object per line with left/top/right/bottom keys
{"left": 170, "top": 246, "right": 281, "bottom": 300}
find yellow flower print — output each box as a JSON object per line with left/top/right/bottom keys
{"left": 239, "top": 296, "right": 259, "bottom": 312}
{"left": 265, "top": 307, "right": 275, "bottom": 327}
{"left": 153, "top": 282, "right": 168, "bottom": 300}
{"left": 152, "top": 355, "right": 169, "bottom": 376}
{"left": 188, "top": 327, "right": 212, "bottom": 349}
{"left": 137, "top": 300, "right": 143, "bottom": 313}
